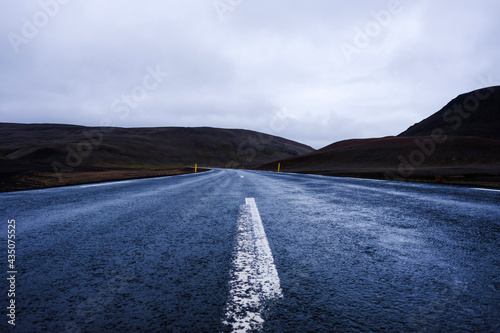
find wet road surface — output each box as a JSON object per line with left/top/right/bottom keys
{"left": 1, "top": 169, "right": 499, "bottom": 332}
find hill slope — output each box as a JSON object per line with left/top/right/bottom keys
{"left": 399, "top": 86, "right": 500, "bottom": 139}
{"left": 257, "top": 86, "right": 500, "bottom": 187}
{"left": 0, "top": 124, "right": 314, "bottom": 191}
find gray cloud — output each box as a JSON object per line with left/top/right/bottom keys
{"left": 1, "top": 0, "right": 499, "bottom": 148}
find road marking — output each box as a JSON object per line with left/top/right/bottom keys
{"left": 79, "top": 180, "right": 133, "bottom": 188}
{"left": 472, "top": 188, "right": 500, "bottom": 193}
{"left": 223, "top": 198, "right": 282, "bottom": 332}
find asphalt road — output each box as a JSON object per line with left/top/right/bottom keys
{"left": 1, "top": 169, "right": 499, "bottom": 332}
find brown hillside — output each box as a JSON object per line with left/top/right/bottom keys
{"left": 399, "top": 86, "right": 500, "bottom": 139}
{"left": 257, "top": 86, "right": 500, "bottom": 187}
{"left": 0, "top": 124, "right": 314, "bottom": 191}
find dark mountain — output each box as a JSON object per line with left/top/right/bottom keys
{"left": 0, "top": 123, "right": 313, "bottom": 167}
{"left": 399, "top": 86, "right": 500, "bottom": 140}
{"left": 258, "top": 86, "right": 500, "bottom": 187}
{"left": 0, "top": 123, "right": 314, "bottom": 191}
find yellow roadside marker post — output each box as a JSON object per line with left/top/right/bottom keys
{"left": 195, "top": 164, "right": 197, "bottom": 173}
{"left": 278, "top": 163, "right": 281, "bottom": 172}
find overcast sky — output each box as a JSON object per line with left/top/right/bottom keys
{"left": 1, "top": 0, "right": 499, "bottom": 148}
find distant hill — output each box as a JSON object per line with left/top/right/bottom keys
{"left": 399, "top": 86, "right": 500, "bottom": 140}
{"left": 258, "top": 86, "right": 500, "bottom": 187}
{"left": 0, "top": 124, "right": 314, "bottom": 191}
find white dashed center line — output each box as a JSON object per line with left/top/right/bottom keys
{"left": 223, "top": 198, "right": 282, "bottom": 332}
{"left": 472, "top": 188, "right": 500, "bottom": 193}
